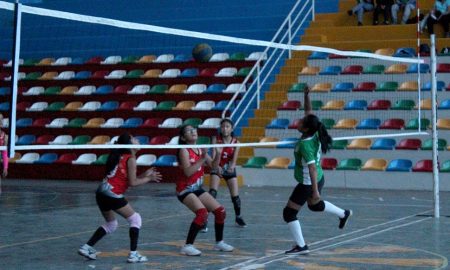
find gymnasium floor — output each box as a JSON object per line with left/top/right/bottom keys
{"left": 0, "top": 179, "right": 449, "bottom": 270}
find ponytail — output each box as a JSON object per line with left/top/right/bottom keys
{"left": 302, "top": 114, "right": 333, "bottom": 154}
{"left": 105, "top": 133, "right": 132, "bottom": 175}
{"left": 317, "top": 122, "right": 332, "bottom": 154}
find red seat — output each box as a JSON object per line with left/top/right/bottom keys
{"left": 412, "top": 160, "right": 433, "bottom": 172}
{"left": 321, "top": 158, "right": 338, "bottom": 170}
{"left": 199, "top": 68, "right": 218, "bottom": 77}
{"left": 118, "top": 101, "right": 137, "bottom": 110}
{"left": 142, "top": 118, "right": 163, "bottom": 128}
{"left": 328, "top": 54, "right": 347, "bottom": 59}
{"left": 91, "top": 70, "right": 109, "bottom": 79}
{"left": 114, "top": 85, "right": 132, "bottom": 94}
{"left": 288, "top": 119, "right": 302, "bottom": 129}
{"left": 35, "top": 135, "right": 55, "bottom": 145}
{"left": 354, "top": 82, "right": 376, "bottom": 92}
{"left": 32, "top": 118, "right": 51, "bottom": 127}
{"left": 367, "top": 100, "right": 391, "bottom": 110}
{"left": 85, "top": 56, "right": 103, "bottom": 64}
{"left": 379, "top": 118, "right": 404, "bottom": 129}
{"left": 341, "top": 65, "right": 363, "bottom": 75}
{"left": 55, "top": 153, "right": 78, "bottom": 164}
{"left": 150, "top": 135, "right": 170, "bottom": 144}
{"left": 17, "top": 101, "right": 31, "bottom": 111}
{"left": 437, "top": 63, "right": 450, "bottom": 73}
{"left": 396, "top": 138, "right": 421, "bottom": 150}
{"left": 277, "top": 100, "right": 301, "bottom": 110}
{"left": 0, "top": 72, "right": 9, "bottom": 80}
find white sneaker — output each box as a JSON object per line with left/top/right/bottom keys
{"left": 200, "top": 226, "right": 208, "bottom": 233}
{"left": 78, "top": 244, "right": 97, "bottom": 260}
{"left": 180, "top": 244, "right": 202, "bottom": 256}
{"left": 127, "top": 251, "right": 148, "bottom": 263}
{"left": 214, "top": 241, "right": 234, "bottom": 252}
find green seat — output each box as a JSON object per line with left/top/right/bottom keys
{"left": 376, "top": 81, "right": 398, "bottom": 92}
{"left": 197, "top": 136, "right": 211, "bottom": 145}
{"left": 45, "top": 102, "right": 65, "bottom": 111}
{"left": 120, "top": 56, "right": 139, "bottom": 64}
{"left": 242, "top": 156, "right": 267, "bottom": 168}
{"left": 440, "top": 160, "right": 450, "bottom": 172}
{"left": 229, "top": 52, "right": 247, "bottom": 61}
{"left": 124, "top": 69, "right": 144, "bottom": 78}
{"left": 23, "top": 72, "right": 42, "bottom": 80}
{"left": 147, "top": 84, "right": 168, "bottom": 94}
{"left": 363, "top": 65, "right": 385, "bottom": 74}
{"left": 405, "top": 118, "right": 430, "bottom": 130}
{"left": 331, "top": 139, "right": 348, "bottom": 149}
{"left": 183, "top": 118, "right": 202, "bottom": 128}
{"left": 288, "top": 83, "right": 307, "bottom": 93}
{"left": 392, "top": 99, "right": 415, "bottom": 110}
{"left": 154, "top": 101, "right": 175, "bottom": 111}
{"left": 23, "top": 59, "right": 39, "bottom": 66}
{"left": 235, "top": 67, "right": 252, "bottom": 77}
{"left": 92, "top": 154, "right": 109, "bottom": 165}
{"left": 64, "top": 118, "right": 87, "bottom": 128}
{"left": 69, "top": 135, "right": 91, "bottom": 145}
{"left": 321, "top": 118, "right": 335, "bottom": 129}
{"left": 43, "top": 86, "right": 61, "bottom": 95}
{"left": 311, "top": 100, "right": 323, "bottom": 110}
{"left": 351, "top": 49, "right": 372, "bottom": 58}
{"left": 421, "top": 138, "right": 447, "bottom": 150}
{"left": 336, "top": 158, "right": 362, "bottom": 170}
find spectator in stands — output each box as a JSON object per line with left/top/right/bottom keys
{"left": 0, "top": 113, "right": 8, "bottom": 195}
{"left": 78, "top": 133, "right": 161, "bottom": 263}
{"left": 347, "top": 0, "right": 375, "bottom": 26}
{"left": 373, "top": 0, "right": 393, "bottom": 25}
{"left": 420, "top": 0, "right": 450, "bottom": 37}
{"left": 391, "top": 0, "right": 416, "bottom": 24}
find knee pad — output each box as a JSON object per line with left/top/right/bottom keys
{"left": 193, "top": 208, "right": 208, "bottom": 227}
{"left": 209, "top": 189, "right": 217, "bottom": 199}
{"left": 308, "top": 200, "right": 325, "bottom": 212}
{"left": 283, "top": 207, "right": 298, "bottom": 223}
{"left": 127, "top": 212, "right": 142, "bottom": 229}
{"left": 102, "top": 219, "right": 118, "bottom": 234}
{"left": 213, "top": 206, "right": 226, "bottom": 224}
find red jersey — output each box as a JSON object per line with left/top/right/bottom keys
{"left": 176, "top": 148, "right": 204, "bottom": 194}
{"left": 97, "top": 154, "right": 131, "bottom": 197}
{"left": 216, "top": 135, "right": 237, "bottom": 167}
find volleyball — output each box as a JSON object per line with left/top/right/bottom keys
{"left": 192, "top": 43, "right": 212, "bottom": 62}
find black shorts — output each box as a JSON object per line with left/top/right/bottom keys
{"left": 177, "top": 188, "right": 206, "bottom": 203}
{"left": 211, "top": 169, "right": 237, "bottom": 181}
{"left": 289, "top": 177, "right": 325, "bottom": 206}
{"left": 96, "top": 192, "right": 128, "bottom": 212}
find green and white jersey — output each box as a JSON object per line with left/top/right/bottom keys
{"left": 293, "top": 132, "right": 324, "bottom": 185}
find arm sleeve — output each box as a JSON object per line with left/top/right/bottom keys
{"left": 2, "top": 150, "right": 8, "bottom": 170}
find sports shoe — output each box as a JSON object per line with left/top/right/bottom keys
{"left": 200, "top": 220, "right": 208, "bottom": 233}
{"left": 180, "top": 244, "right": 202, "bottom": 256}
{"left": 127, "top": 251, "right": 148, "bottom": 263}
{"left": 339, "top": 209, "right": 352, "bottom": 229}
{"left": 285, "top": 244, "right": 309, "bottom": 255}
{"left": 214, "top": 241, "right": 234, "bottom": 252}
{"left": 235, "top": 216, "right": 247, "bottom": 227}
{"left": 78, "top": 244, "right": 97, "bottom": 260}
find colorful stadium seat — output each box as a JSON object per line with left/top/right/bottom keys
{"left": 17, "top": 135, "right": 36, "bottom": 145}
{"left": 336, "top": 158, "right": 362, "bottom": 170}
{"left": 120, "top": 117, "right": 143, "bottom": 128}
{"left": 321, "top": 158, "right": 337, "bottom": 170}
{"left": 398, "top": 81, "right": 418, "bottom": 91}
{"left": 152, "top": 155, "right": 177, "bottom": 166}
{"left": 242, "top": 157, "right": 267, "bottom": 168}
{"left": 344, "top": 100, "right": 367, "bottom": 110}
{"left": 94, "top": 85, "right": 114, "bottom": 95}
{"left": 363, "top": 65, "right": 385, "bottom": 74}
{"left": 154, "top": 100, "right": 176, "bottom": 111}
{"left": 361, "top": 158, "right": 388, "bottom": 171}
{"left": 421, "top": 138, "right": 447, "bottom": 150}
{"left": 356, "top": 118, "right": 380, "bottom": 129}
{"left": 385, "top": 64, "right": 407, "bottom": 74}
{"left": 54, "top": 153, "right": 77, "bottom": 164}
{"left": 354, "top": 82, "right": 376, "bottom": 92}
{"left": 45, "top": 102, "right": 65, "bottom": 111}
{"left": 311, "top": 82, "right": 332, "bottom": 92}
{"left": 412, "top": 160, "right": 433, "bottom": 172}
{"left": 288, "top": 83, "right": 307, "bottom": 93}
{"left": 437, "top": 119, "right": 450, "bottom": 129}
{"left": 375, "top": 81, "right": 397, "bottom": 91}
{"left": 204, "top": 84, "right": 224, "bottom": 93}
{"left": 319, "top": 65, "right": 342, "bottom": 75}
{"left": 367, "top": 99, "right": 391, "bottom": 110}
{"left": 34, "top": 153, "right": 58, "bottom": 164}
{"left": 150, "top": 136, "right": 170, "bottom": 145}
{"left": 278, "top": 100, "right": 301, "bottom": 110}
{"left": 386, "top": 159, "right": 412, "bottom": 172}
{"left": 331, "top": 139, "right": 348, "bottom": 149}
{"left": 72, "top": 153, "right": 97, "bottom": 165}
{"left": 265, "top": 157, "right": 291, "bottom": 169}
{"left": 379, "top": 118, "right": 404, "bottom": 129}
{"left": 49, "top": 135, "right": 73, "bottom": 145}
{"left": 331, "top": 82, "right": 353, "bottom": 92}
{"left": 370, "top": 138, "right": 396, "bottom": 150}
{"left": 168, "top": 84, "right": 188, "bottom": 94}
{"left": 392, "top": 99, "right": 415, "bottom": 110}
{"left": 322, "top": 100, "right": 345, "bottom": 110}
{"left": 405, "top": 118, "right": 430, "bottom": 130}
{"left": 396, "top": 138, "right": 421, "bottom": 150}
{"left": 334, "top": 119, "right": 357, "bottom": 129}
{"left": 346, "top": 138, "right": 372, "bottom": 149}
{"left": 134, "top": 101, "right": 157, "bottom": 111}
{"left": 16, "top": 118, "right": 33, "bottom": 128}
{"left": 97, "top": 101, "right": 119, "bottom": 111}
{"left": 440, "top": 160, "right": 450, "bottom": 172}
{"left": 69, "top": 135, "right": 91, "bottom": 145}
{"left": 299, "top": 66, "right": 320, "bottom": 75}
{"left": 422, "top": 81, "right": 445, "bottom": 91}
{"left": 136, "top": 154, "right": 157, "bottom": 166}
{"left": 266, "top": 118, "right": 290, "bottom": 129}
{"left": 341, "top": 65, "right": 363, "bottom": 75}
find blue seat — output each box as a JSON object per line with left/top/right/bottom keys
{"left": 288, "top": 160, "right": 295, "bottom": 169}
{"left": 94, "top": 85, "right": 113, "bottom": 95}
{"left": 205, "top": 84, "right": 226, "bottom": 93}
{"left": 370, "top": 138, "right": 396, "bottom": 150}
{"left": 34, "top": 153, "right": 58, "bottom": 164}
{"left": 120, "top": 117, "right": 143, "bottom": 128}
{"left": 179, "top": 68, "right": 199, "bottom": 78}
{"left": 319, "top": 65, "right": 342, "bottom": 75}
{"left": 439, "top": 99, "right": 450, "bottom": 109}
{"left": 97, "top": 101, "right": 119, "bottom": 111}
{"left": 393, "top": 47, "right": 416, "bottom": 57}
{"left": 152, "top": 155, "right": 177, "bottom": 167}
{"left": 172, "top": 54, "right": 191, "bottom": 63}
{"left": 422, "top": 81, "right": 445, "bottom": 91}
{"left": 407, "top": 63, "right": 430, "bottom": 73}
{"left": 386, "top": 159, "right": 412, "bottom": 172}
{"left": 17, "top": 134, "right": 36, "bottom": 145}
{"left": 0, "top": 87, "right": 10, "bottom": 95}
{"left": 16, "top": 118, "right": 33, "bottom": 128}
{"left": 135, "top": 135, "right": 149, "bottom": 145}
{"left": 71, "top": 57, "right": 84, "bottom": 65}
{"left": 331, "top": 82, "right": 354, "bottom": 92}
{"left": 74, "top": 70, "right": 91, "bottom": 79}
{"left": 344, "top": 100, "right": 367, "bottom": 110}
{"left": 0, "top": 102, "right": 10, "bottom": 111}
{"left": 213, "top": 100, "right": 234, "bottom": 110}
{"left": 308, "top": 51, "right": 329, "bottom": 59}
{"left": 277, "top": 137, "right": 298, "bottom": 148}
{"left": 266, "top": 118, "right": 290, "bottom": 129}
{"left": 356, "top": 118, "right": 381, "bottom": 129}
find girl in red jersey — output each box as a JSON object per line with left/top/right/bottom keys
{"left": 209, "top": 119, "right": 246, "bottom": 227}
{"left": 78, "top": 133, "right": 161, "bottom": 263}
{"left": 0, "top": 113, "right": 8, "bottom": 195}
{"left": 177, "top": 124, "right": 234, "bottom": 256}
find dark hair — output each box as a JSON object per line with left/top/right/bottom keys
{"left": 302, "top": 114, "right": 332, "bottom": 154}
{"left": 105, "top": 133, "right": 132, "bottom": 175}
{"left": 219, "top": 118, "right": 235, "bottom": 137}
{"left": 178, "top": 124, "right": 192, "bottom": 145}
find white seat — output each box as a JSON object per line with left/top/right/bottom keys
{"left": 104, "top": 70, "right": 126, "bottom": 79}
{"left": 136, "top": 154, "right": 157, "bottom": 166}
{"left": 245, "top": 51, "right": 267, "bottom": 61}
{"left": 158, "top": 118, "right": 182, "bottom": 128}
{"left": 2, "top": 118, "right": 9, "bottom": 128}
{"left": 49, "top": 135, "right": 73, "bottom": 145}
{"left": 79, "top": 101, "right": 101, "bottom": 111}
{"left": 133, "top": 101, "right": 157, "bottom": 111}
{"left": 100, "top": 118, "right": 124, "bottom": 128}
{"left": 223, "top": 83, "right": 246, "bottom": 93}
{"left": 74, "top": 85, "right": 96, "bottom": 95}
{"left": 101, "top": 55, "right": 121, "bottom": 64}
{"left": 45, "top": 118, "right": 69, "bottom": 128}
{"left": 215, "top": 67, "right": 237, "bottom": 77}
{"left": 109, "top": 136, "right": 119, "bottom": 144}
{"left": 16, "top": 152, "right": 40, "bottom": 164}
{"left": 154, "top": 54, "right": 174, "bottom": 63}
{"left": 192, "top": 100, "right": 215, "bottom": 111}
{"left": 72, "top": 153, "right": 97, "bottom": 165}
{"left": 186, "top": 84, "right": 207, "bottom": 94}
{"left": 159, "top": 69, "right": 180, "bottom": 78}
{"left": 4, "top": 59, "right": 24, "bottom": 67}
{"left": 54, "top": 71, "right": 75, "bottom": 80}
{"left": 52, "top": 57, "right": 72, "bottom": 65}
{"left": 127, "top": 84, "right": 150, "bottom": 94}
{"left": 23, "top": 86, "right": 44, "bottom": 96}
{"left": 5, "top": 72, "right": 25, "bottom": 81}
{"left": 209, "top": 53, "right": 229, "bottom": 62}
{"left": 26, "top": 102, "right": 48, "bottom": 112}
{"left": 198, "top": 118, "right": 222, "bottom": 128}
{"left": 167, "top": 136, "right": 180, "bottom": 145}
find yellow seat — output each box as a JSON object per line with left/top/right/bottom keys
{"left": 361, "top": 158, "right": 388, "bottom": 171}
{"left": 266, "top": 157, "right": 291, "bottom": 169}
{"left": 137, "top": 55, "right": 156, "bottom": 63}
{"left": 398, "top": 81, "right": 418, "bottom": 91}
{"left": 168, "top": 84, "right": 188, "bottom": 93}
{"left": 347, "top": 138, "right": 372, "bottom": 149}
{"left": 173, "top": 100, "right": 195, "bottom": 110}
{"left": 415, "top": 99, "right": 432, "bottom": 110}
{"left": 385, "top": 64, "right": 407, "bottom": 74}
{"left": 36, "top": 57, "right": 55, "bottom": 65}
{"left": 437, "top": 119, "right": 450, "bottom": 129}
{"left": 299, "top": 66, "right": 320, "bottom": 75}
{"left": 60, "top": 86, "right": 78, "bottom": 95}
{"left": 89, "top": 135, "right": 111, "bottom": 145}
{"left": 39, "top": 71, "right": 58, "bottom": 80}
{"left": 9, "top": 152, "right": 22, "bottom": 163}
{"left": 333, "top": 118, "right": 358, "bottom": 129}
{"left": 62, "top": 101, "right": 83, "bottom": 111}
{"left": 141, "top": 69, "right": 162, "bottom": 78}
{"left": 322, "top": 100, "right": 345, "bottom": 110}
{"left": 258, "top": 137, "right": 279, "bottom": 148}
{"left": 311, "top": 82, "right": 331, "bottom": 92}
{"left": 82, "top": 118, "right": 105, "bottom": 128}
{"left": 374, "top": 48, "right": 394, "bottom": 56}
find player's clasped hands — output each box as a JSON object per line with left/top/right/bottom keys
{"left": 144, "top": 168, "right": 162, "bottom": 183}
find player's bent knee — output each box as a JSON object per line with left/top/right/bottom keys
{"left": 308, "top": 200, "right": 325, "bottom": 212}
{"left": 102, "top": 219, "right": 118, "bottom": 234}
{"left": 213, "top": 206, "right": 226, "bottom": 224}
{"left": 127, "top": 212, "right": 142, "bottom": 229}
{"left": 193, "top": 208, "right": 208, "bottom": 227}
{"left": 283, "top": 207, "right": 298, "bottom": 223}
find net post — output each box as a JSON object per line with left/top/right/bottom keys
{"left": 430, "top": 34, "right": 440, "bottom": 219}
